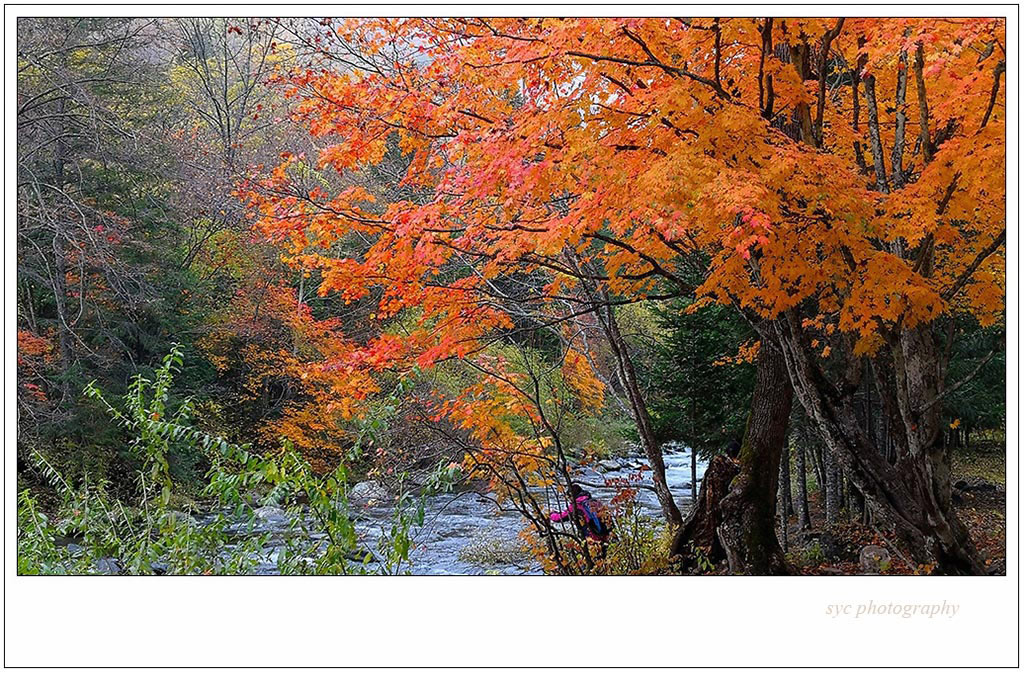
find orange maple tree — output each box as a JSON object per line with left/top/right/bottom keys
{"left": 246, "top": 17, "right": 1005, "bottom": 573}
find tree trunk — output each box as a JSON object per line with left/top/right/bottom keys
{"left": 690, "top": 444, "right": 698, "bottom": 504}
{"left": 779, "top": 441, "right": 793, "bottom": 518}
{"left": 863, "top": 73, "right": 890, "bottom": 193}
{"left": 824, "top": 446, "right": 840, "bottom": 524}
{"left": 599, "top": 299, "right": 682, "bottom": 525}
{"left": 775, "top": 314, "right": 984, "bottom": 574}
{"left": 838, "top": 468, "right": 847, "bottom": 519}
{"left": 851, "top": 483, "right": 867, "bottom": 524}
{"left": 669, "top": 454, "right": 740, "bottom": 569}
{"left": 51, "top": 95, "right": 75, "bottom": 397}
{"left": 716, "top": 342, "right": 794, "bottom": 574}
{"left": 808, "top": 437, "right": 827, "bottom": 496}
{"left": 778, "top": 485, "right": 789, "bottom": 553}
{"left": 778, "top": 442, "right": 792, "bottom": 553}
{"left": 571, "top": 259, "right": 683, "bottom": 527}
{"left": 795, "top": 439, "right": 812, "bottom": 529}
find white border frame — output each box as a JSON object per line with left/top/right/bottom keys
{"left": 4, "top": 4, "right": 1018, "bottom": 667}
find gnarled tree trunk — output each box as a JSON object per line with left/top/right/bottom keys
{"left": 669, "top": 453, "right": 739, "bottom": 569}
{"left": 795, "top": 438, "right": 812, "bottom": 530}
{"left": 716, "top": 341, "right": 794, "bottom": 574}
{"left": 670, "top": 339, "right": 794, "bottom": 574}
{"left": 775, "top": 314, "right": 983, "bottom": 574}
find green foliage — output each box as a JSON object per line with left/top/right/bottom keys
{"left": 16, "top": 17, "right": 285, "bottom": 495}
{"left": 560, "top": 414, "right": 635, "bottom": 460}
{"left": 376, "top": 475, "right": 426, "bottom": 574}
{"left": 943, "top": 317, "right": 1005, "bottom": 435}
{"left": 17, "top": 346, "right": 438, "bottom": 575}
{"left": 645, "top": 297, "right": 755, "bottom": 456}
{"left": 690, "top": 543, "right": 716, "bottom": 574}
{"left": 601, "top": 502, "right": 672, "bottom": 574}
{"left": 803, "top": 541, "right": 826, "bottom": 565}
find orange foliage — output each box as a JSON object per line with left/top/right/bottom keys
{"left": 18, "top": 330, "right": 55, "bottom": 402}
{"left": 243, "top": 17, "right": 1005, "bottom": 478}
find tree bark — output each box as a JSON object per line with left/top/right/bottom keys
{"left": 913, "top": 42, "right": 934, "bottom": 165}
{"left": 669, "top": 453, "right": 740, "bottom": 569}
{"left": 51, "top": 94, "right": 75, "bottom": 397}
{"left": 889, "top": 48, "right": 909, "bottom": 188}
{"left": 779, "top": 441, "right": 794, "bottom": 518}
{"left": 778, "top": 484, "right": 789, "bottom": 553}
{"left": 824, "top": 445, "right": 840, "bottom": 524}
{"left": 791, "top": 41, "right": 816, "bottom": 145}
{"left": 716, "top": 341, "right": 794, "bottom": 574}
{"left": 810, "top": 440, "right": 827, "bottom": 496}
{"left": 599, "top": 298, "right": 682, "bottom": 525}
{"left": 570, "top": 255, "right": 683, "bottom": 527}
{"left": 862, "top": 73, "right": 890, "bottom": 193}
{"left": 775, "top": 314, "right": 984, "bottom": 573}
{"left": 795, "top": 438, "right": 812, "bottom": 529}
{"left": 690, "top": 442, "right": 698, "bottom": 504}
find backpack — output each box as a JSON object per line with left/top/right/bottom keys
{"left": 577, "top": 495, "right": 611, "bottom": 538}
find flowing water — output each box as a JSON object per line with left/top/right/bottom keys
{"left": 236, "top": 441, "right": 706, "bottom": 575}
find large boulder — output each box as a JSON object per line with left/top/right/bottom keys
{"left": 350, "top": 480, "right": 388, "bottom": 501}
{"left": 254, "top": 505, "right": 291, "bottom": 530}
{"left": 859, "top": 545, "right": 892, "bottom": 574}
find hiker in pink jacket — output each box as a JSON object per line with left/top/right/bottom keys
{"left": 550, "top": 484, "right": 611, "bottom": 547}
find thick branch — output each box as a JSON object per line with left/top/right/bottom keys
{"left": 980, "top": 59, "right": 1006, "bottom": 131}
{"left": 569, "top": 31, "right": 733, "bottom": 101}
{"left": 814, "top": 18, "right": 845, "bottom": 146}
{"left": 913, "top": 42, "right": 934, "bottom": 165}
{"left": 890, "top": 49, "right": 909, "bottom": 188}
{"left": 758, "top": 18, "right": 775, "bottom": 119}
{"left": 862, "top": 74, "right": 889, "bottom": 193}
{"left": 917, "top": 346, "right": 1000, "bottom": 413}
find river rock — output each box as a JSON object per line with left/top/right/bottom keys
{"left": 954, "top": 477, "right": 1003, "bottom": 493}
{"left": 350, "top": 480, "right": 388, "bottom": 500}
{"left": 94, "top": 557, "right": 121, "bottom": 574}
{"left": 254, "top": 505, "right": 291, "bottom": 529}
{"left": 798, "top": 531, "right": 856, "bottom": 563}
{"left": 859, "top": 545, "right": 892, "bottom": 574}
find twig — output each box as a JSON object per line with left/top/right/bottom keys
{"left": 917, "top": 346, "right": 1000, "bottom": 413}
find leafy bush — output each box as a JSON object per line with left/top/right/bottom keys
{"left": 17, "top": 346, "right": 437, "bottom": 575}
{"left": 601, "top": 502, "right": 673, "bottom": 575}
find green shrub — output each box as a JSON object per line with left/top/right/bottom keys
{"left": 601, "top": 502, "right": 672, "bottom": 574}
{"left": 17, "top": 345, "right": 440, "bottom": 575}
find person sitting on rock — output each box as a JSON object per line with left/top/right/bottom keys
{"left": 550, "top": 483, "right": 612, "bottom": 555}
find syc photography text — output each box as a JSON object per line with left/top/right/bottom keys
{"left": 825, "top": 600, "right": 960, "bottom": 619}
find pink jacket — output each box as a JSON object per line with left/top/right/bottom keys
{"left": 550, "top": 494, "right": 606, "bottom": 541}
{"left": 550, "top": 494, "right": 590, "bottom": 523}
